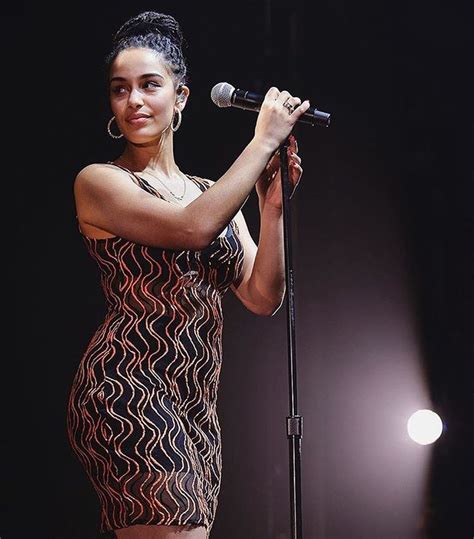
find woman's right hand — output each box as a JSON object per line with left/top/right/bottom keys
{"left": 253, "top": 87, "right": 311, "bottom": 153}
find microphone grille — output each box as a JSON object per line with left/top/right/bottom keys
{"left": 210, "top": 82, "right": 235, "bottom": 108}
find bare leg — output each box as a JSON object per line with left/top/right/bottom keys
{"left": 115, "top": 524, "right": 208, "bottom": 539}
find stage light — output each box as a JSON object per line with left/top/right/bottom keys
{"left": 407, "top": 409, "right": 443, "bottom": 445}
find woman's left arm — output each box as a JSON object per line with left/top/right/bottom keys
{"left": 231, "top": 135, "right": 303, "bottom": 316}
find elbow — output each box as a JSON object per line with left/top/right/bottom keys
{"left": 191, "top": 231, "right": 226, "bottom": 251}
{"left": 183, "top": 222, "right": 214, "bottom": 251}
{"left": 186, "top": 218, "right": 220, "bottom": 251}
{"left": 267, "top": 300, "right": 285, "bottom": 317}
{"left": 251, "top": 305, "right": 281, "bottom": 317}
{"left": 236, "top": 279, "right": 286, "bottom": 316}
{"left": 189, "top": 234, "right": 212, "bottom": 251}
{"left": 250, "top": 297, "right": 285, "bottom": 317}
{"left": 269, "top": 302, "right": 284, "bottom": 316}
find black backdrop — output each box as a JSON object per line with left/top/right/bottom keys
{"left": 9, "top": 1, "right": 473, "bottom": 538}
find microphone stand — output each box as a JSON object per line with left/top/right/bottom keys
{"left": 279, "top": 135, "right": 304, "bottom": 539}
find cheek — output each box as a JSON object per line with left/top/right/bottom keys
{"left": 110, "top": 97, "right": 125, "bottom": 118}
{"left": 152, "top": 100, "right": 176, "bottom": 125}
{"left": 153, "top": 95, "right": 175, "bottom": 113}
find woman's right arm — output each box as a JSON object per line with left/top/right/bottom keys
{"left": 75, "top": 88, "right": 310, "bottom": 250}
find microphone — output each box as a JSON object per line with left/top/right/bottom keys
{"left": 210, "top": 82, "right": 331, "bottom": 127}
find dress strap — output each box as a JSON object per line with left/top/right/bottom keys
{"left": 107, "top": 161, "right": 140, "bottom": 182}
{"left": 106, "top": 161, "right": 165, "bottom": 200}
{"left": 187, "top": 175, "right": 212, "bottom": 193}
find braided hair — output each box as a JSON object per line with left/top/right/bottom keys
{"left": 105, "top": 11, "right": 188, "bottom": 88}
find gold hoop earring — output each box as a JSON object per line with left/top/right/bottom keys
{"left": 171, "top": 109, "right": 182, "bottom": 132}
{"left": 107, "top": 116, "right": 123, "bottom": 139}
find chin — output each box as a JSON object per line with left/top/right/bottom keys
{"left": 127, "top": 130, "right": 168, "bottom": 145}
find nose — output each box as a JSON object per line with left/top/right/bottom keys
{"left": 128, "top": 87, "right": 144, "bottom": 108}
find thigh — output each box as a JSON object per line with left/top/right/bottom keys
{"left": 115, "top": 524, "right": 208, "bottom": 539}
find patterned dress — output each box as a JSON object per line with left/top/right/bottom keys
{"left": 67, "top": 166, "right": 244, "bottom": 535}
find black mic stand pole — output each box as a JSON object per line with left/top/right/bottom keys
{"left": 279, "top": 134, "right": 303, "bottom": 539}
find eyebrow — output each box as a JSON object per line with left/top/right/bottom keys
{"left": 109, "top": 72, "right": 165, "bottom": 83}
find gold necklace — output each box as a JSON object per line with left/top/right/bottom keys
{"left": 144, "top": 169, "right": 187, "bottom": 200}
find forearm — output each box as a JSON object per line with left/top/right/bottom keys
{"left": 247, "top": 205, "right": 286, "bottom": 315}
{"left": 186, "top": 87, "right": 310, "bottom": 248}
{"left": 188, "top": 138, "right": 274, "bottom": 246}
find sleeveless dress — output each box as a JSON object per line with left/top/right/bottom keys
{"left": 66, "top": 165, "right": 244, "bottom": 535}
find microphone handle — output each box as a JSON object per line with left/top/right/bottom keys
{"left": 232, "top": 88, "right": 330, "bottom": 127}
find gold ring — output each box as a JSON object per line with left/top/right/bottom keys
{"left": 283, "top": 100, "right": 295, "bottom": 114}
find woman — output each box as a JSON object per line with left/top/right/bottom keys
{"left": 66, "top": 11, "right": 310, "bottom": 539}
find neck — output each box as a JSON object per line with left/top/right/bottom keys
{"left": 116, "top": 131, "right": 179, "bottom": 176}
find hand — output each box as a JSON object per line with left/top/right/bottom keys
{"left": 255, "top": 134, "right": 303, "bottom": 211}
{"left": 253, "top": 87, "right": 310, "bottom": 153}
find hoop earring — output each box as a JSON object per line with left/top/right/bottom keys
{"left": 171, "top": 109, "right": 182, "bottom": 132}
{"left": 107, "top": 116, "right": 123, "bottom": 139}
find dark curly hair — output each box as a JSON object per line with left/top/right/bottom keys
{"left": 105, "top": 11, "right": 188, "bottom": 87}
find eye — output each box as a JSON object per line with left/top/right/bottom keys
{"left": 143, "top": 81, "right": 160, "bottom": 90}
{"left": 110, "top": 85, "right": 126, "bottom": 95}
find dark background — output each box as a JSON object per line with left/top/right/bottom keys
{"left": 9, "top": 1, "right": 473, "bottom": 538}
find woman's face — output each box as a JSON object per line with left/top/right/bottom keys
{"left": 109, "top": 47, "right": 186, "bottom": 143}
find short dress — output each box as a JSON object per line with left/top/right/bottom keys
{"left": 66, "top": 165, "right": 244, "bottom": 535}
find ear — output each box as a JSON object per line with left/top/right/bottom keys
{"left": 176, "top": 85, "right": 190, "bottom": 111}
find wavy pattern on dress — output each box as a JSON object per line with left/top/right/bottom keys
{"left": 67, "top": 172, "right": 244, "bottom": 535}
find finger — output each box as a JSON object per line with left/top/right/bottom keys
{"left": 290, "top": 162, "right": 303, "bottom": 174}
{"left": 287, "top": 144, "right": 301, "bottom": 160}
{"left": 276, "top": 90, "right": 292, "bottom": 105}
{"left": 287, "top": 134, "right": 299, "bottom": 154}
{"left": 288, "top": 152, "right": 301, "bottom": 165}
{"left": 290, "top": 162, "right": 303, "bottom": 179}
{"left": 290, "top": 177, "right": 302, "bottom": 199}
{"left": 280, "top": 96, "right": 302, "bottom": 117}
{"left": 291, "top": 99, "right": 311, "bottom": 121}
{"left": 264, "top": 86, "right": 280, "bottom": 102}
{"left": 291, "top": 163, "right": 303, "bottom": 173}
{"left": 288, "top": 134, "right": 296, "bottom": 151}
{"left": 286, "top": 97, "right": 302, "bottom": 111}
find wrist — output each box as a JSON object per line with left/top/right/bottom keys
{"left": 260, "top": 200, "right": 283, "bottom": 217}
{"left": 249, "top": 135, "right": 278, "bottom": 158}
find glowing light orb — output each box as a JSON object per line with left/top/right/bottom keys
{"left": 407, "top": 409, "right": 443, "bottom": 445}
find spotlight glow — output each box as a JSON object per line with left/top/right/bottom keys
{"left": 407, "top": 409, "right": 443, "bottom": 445}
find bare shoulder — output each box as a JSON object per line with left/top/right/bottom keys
{"left": 74, "top": 162, "right": 124, "bottom": 188}
{"left": 74, "top": 162, "right": 138, "bottom": 200}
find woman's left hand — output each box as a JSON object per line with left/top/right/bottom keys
{"left": 255, "top": 134, "right": 303, "bottom": 211}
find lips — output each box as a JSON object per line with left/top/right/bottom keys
{"left": 127, "top": 113, "right": 151, "bottom": 124}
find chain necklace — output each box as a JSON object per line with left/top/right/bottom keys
{"left": 144, "top": 169, "right": 187, "bottom": 201}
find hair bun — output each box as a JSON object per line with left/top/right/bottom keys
{"left": 113, "top": 11, "right": 184, "bottom": 47}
